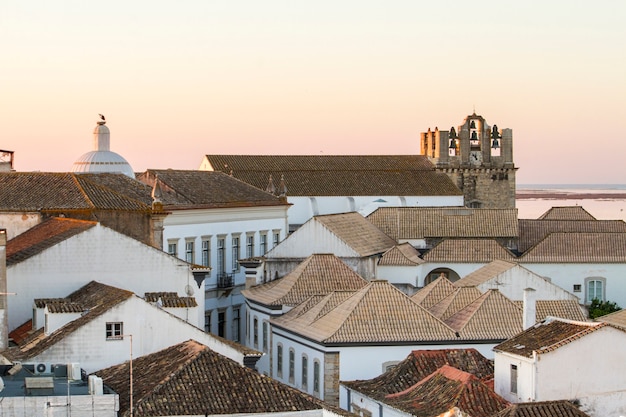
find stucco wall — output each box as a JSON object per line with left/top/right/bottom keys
{"left": 7, "top": 224, "right": 202, "bottom": 331}
{"left": 522, "top": 263, "right": 626, "bottom": 307}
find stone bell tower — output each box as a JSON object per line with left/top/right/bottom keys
{"left": 420, "top": 113, "right": 517, "bottom": 209}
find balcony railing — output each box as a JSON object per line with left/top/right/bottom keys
{"left": 217, "top": 272, "right": 234, "bottom": 289}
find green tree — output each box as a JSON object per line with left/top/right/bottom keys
{"left": 588, "top": 298, "right": 621, "bottom": 319}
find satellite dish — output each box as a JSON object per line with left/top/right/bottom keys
{"left": 185, "top": 285, "right": 195, "bottom": 297}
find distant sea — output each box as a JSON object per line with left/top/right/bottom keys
{"left": 516, "top": 184, "right": 626, "bottom": 221}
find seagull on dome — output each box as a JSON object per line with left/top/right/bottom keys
{"left": 98, "top": 114, "right": 106, "bottom": 121}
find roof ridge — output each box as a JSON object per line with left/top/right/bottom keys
{"left": 70, "top": 174, "right": 96, "bottom": 209}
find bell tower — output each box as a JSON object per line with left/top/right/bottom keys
{"left": 420, "top": 113, "right": 516, "bottom": 209}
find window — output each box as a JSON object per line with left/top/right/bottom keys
{"left": 260, "top": 233, "right": 267, "bottom": 255}
{"left": 277, "top": 344, "right": 283, "bottom": 377}
{"left": 167, "top": 241, "right": 177, "bottom": 257}
{"left": 185, "top": 240, "right": 194, "bottom": 264}
{"left": 262, "top": 321, "right": 268, "bottom": 352}
{"left": 573, "top": 284, "right": 581, "bottom": 293}
{"left": 205, "top": 311, "right": 211, "bottom": 333}
{"left": 510, "top": 364, "right": 518, "bottom": 394}
{"left": 246, "top": 234, "right": 255, "bottom": 258}
{"left": 232, "top": 307, "right": 241, "bottom": 342}
{"left": 253, "top": 317, "right": 259, "bottom": 348}
{"left": 218, "top": 310, "right": 226, "bottom": 338}
{"left": 232, "top": 236, "right": 240, "bottom": 271}
{"left": 585, "top": 277, "right": 606, "bottom": 304}
{"left": 289, "top": 348, "right": 295, "bottom": 383}
{"left": 273, "top": 231, "right": 280, "bottom": 247}
{"left": 106, "top": 322, "right": 123, "bottom": 340}
{"left": 313, "top": 360, "right": 320, "bottom": 394}
{"left": 217, "top": 237, "right": 225, "bottom": 275}
{"left": 246, "top": 310, "right": 250, "bottom": 344}
{"left": 201, "top": 239, "right": 211, "bottom": 267}
{"left": 301, "top": 355, "right": 308, "bottom": 389}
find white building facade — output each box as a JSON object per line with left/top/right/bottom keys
{"left": 7, "top": 221, "right": 205, "bottom": 331}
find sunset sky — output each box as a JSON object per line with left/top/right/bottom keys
{"left": 2, "top": 1, "right": 625, "bottom": 184}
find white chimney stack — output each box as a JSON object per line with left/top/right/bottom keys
{"left": 523, "top": 287, "right": 537, "bottom": 330}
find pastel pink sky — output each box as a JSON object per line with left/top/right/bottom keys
{"left": 2, "top": 1, "right": 625, "bottom": 184}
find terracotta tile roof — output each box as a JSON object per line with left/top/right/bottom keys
{"left": 272, "top": 280, "right": 459, "bottom": 344}
{"left": 0, "top": 172, "right": 153, "bottom": 212}
{"left": 597, "top": 308, "right": 626, "bottom": 329}
{"left": 518, "top": 218, "right": 626, "bottom": 252}
{"left": 411, "top": 276, "right": 456, "bottom": 309}
{"left": 6, "top": 217, "right": 97, "bottom": 266}
{"left": 453, "top": 260, "right": 518, "bottom": 288}
{"left": 427, "top": 287, "right": 483, "bottom": 320}
{"left": 367, "top": 207, "right": 518, "bottom": 241}
{"left": 520, "top": 232, "right": 626, "bottom": 263}
{"left": 378, "top": 243, "right": 424, "bottom": 266}
{"left": 242, "top": 254, "right": 368, "bottom": 308}
{"left": 422, "top": 239, "right": 517, "bottom": 263}
{"left": 491, "top": 400, "right": 592, "bottom": 417}
{"left": 36, "top": 300, "right": 85, "bottom": 313}
{"left": 314, "top": 212, "right": 397, "bottom": 257}
{"left": 512, "top": 300, "right": 587, "bottom": 322}
{"left": 95, "top": 340, "right": 349, "bottom": 417}
{"left": 202, "top": 155, "right": 462, "bottom": 197}
{"left": 445, "top": 290, "right": 523, "bottom": 341}
{"left": 380, "top": 365, "right": 509, "bottom": 417}
{"left": 137, "top": 169, "right": 289, "bottom": 209}
{"left": 493, "top": 318, "right": 608, "bottom": 358}
{"left": 8, "top": 319, "right": 33, "bottom": 345}
{"left": 342, "top": 348, "right": 494, "bottom": 400}
{"left": 144, "top": 292, "right": 198, "bottom": 308}
{"left": 537, "top": 206, "right": 597, "bottom": 220}
{"left": 2, "top": 281, "right": 134, "bottom": 362}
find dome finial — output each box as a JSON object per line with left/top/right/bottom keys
{"left": 97, "top": 114, "right": 106, "bottom": 125}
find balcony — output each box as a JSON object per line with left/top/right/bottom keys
{"left": 217, "top": 272, "right": 234, "bottom": 289}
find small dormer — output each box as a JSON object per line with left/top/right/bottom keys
{"left": 33, "top": 298, "right": 84, "bottom": 335}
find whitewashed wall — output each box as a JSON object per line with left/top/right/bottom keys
{"left": 29, "top": 296, "right": 250, "bottom": 372}
{"left": 475, "top": 265, "right": 578, "bottom": 301}
{"left": 272, "top": 325, "right": 496, "bottom": 404}
{"left": 266, "top": 219, "right": 360, "bottom": 259}
{"left": 287, "top": 195, "right": 463, "bottom": 227}
{"left": 163, "top": 205, "right": 288, "bottom": 340}
{"left": 0, "top": 212, "right": 42, "bottom": 239}
{"left": 376, "top": 265, "right": 420, "bottom": 288}
{"left": 342, "top": 389, "right": 408, "bottom": 417}
{"left": 7, "top": 224, "right": 203, "bottom": 331}
{"left": 494, "top": 325, "right": 626, "bottom": 417}
{"left": 521, "top": 263, "right": 626, "bottom": 307}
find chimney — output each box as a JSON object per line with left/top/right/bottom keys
{"left": 0, "top": 229, "right": 8, "bottom": 349}
{"left": 523, "top": 287, "right": 536, "bottom": 330}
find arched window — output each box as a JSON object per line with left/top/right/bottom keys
{"left": 289, "top": 348, "right": 295, "bottom": 383}
{"left": 253, "top": 317, "right": 258, "bottom": 348}
{"left": 277, "top": 344, "right": 283, "bottom": 378}
{"left": 301, "top": 354, "right": 308, "bottom": 390}
{"left": 313, "top": 360, "right": 320, "bottom": 395}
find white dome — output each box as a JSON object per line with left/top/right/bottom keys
{"left": 71, "top": 150, "right": 135, "bottom": 178}
{"left": 70, "top": 116, "right": 135, "bottom": 178}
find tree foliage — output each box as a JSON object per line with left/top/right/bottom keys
{"left": 588, "top": 299, "right": 621, "bottom": 319}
